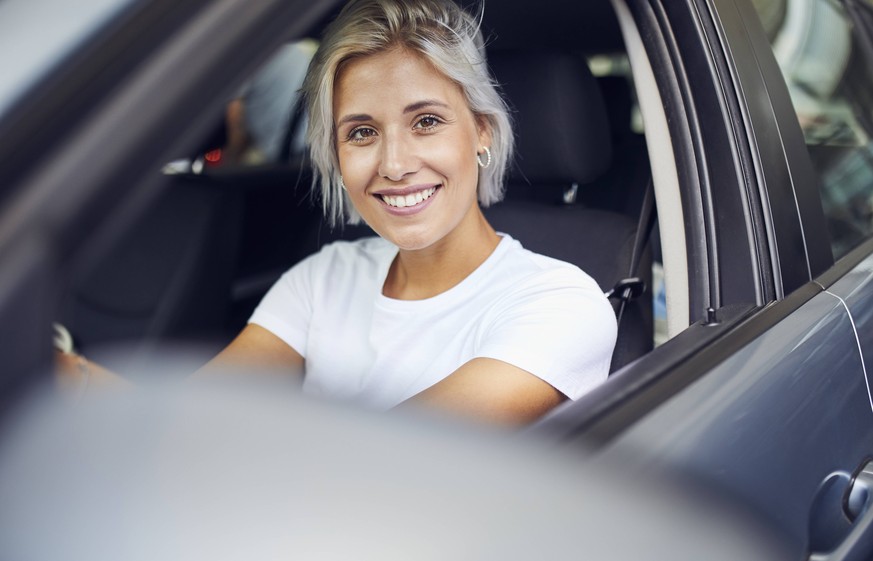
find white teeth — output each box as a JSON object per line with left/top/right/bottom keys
{"left": 381, "top": 187, "right": 436, "bottom": 208}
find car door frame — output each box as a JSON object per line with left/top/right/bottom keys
{"left": 0, "top": 0, "right": 341, "bottom": 413}
{"left": 536, "top": 0, "right": 861, "bottom": 440}
{"left": 537, "top": 0, "right": 873, "bottom": 553}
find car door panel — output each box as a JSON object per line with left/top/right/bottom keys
{"left": 574, "top": 1, "right": 873, "bottom": 556}
{"left": 823, "top": 250, "right": 873, "bottom": 374}
{"left": 593, "top": 289, "right": 872, "bottom": 555}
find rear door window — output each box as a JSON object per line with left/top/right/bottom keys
{"left": 751, "top": 0, "right": 873, "bottom": 259}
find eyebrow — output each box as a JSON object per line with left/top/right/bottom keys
{"left": 403, "top": 99, "right": 450, "bottom": 114}
{"left": 336, "top": 113, "right": 372, "bottom": 128}
{"left": 335, "top": 100, "right": 450, "bottom": 129}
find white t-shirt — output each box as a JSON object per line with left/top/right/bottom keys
{"left": 249, "top": 235, "right": 617, "bottom": 410}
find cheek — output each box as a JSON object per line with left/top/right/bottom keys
{"left": 336, "top": 148, "right": 373, "bottom": 191}
{"left": 431, "top": 141, "right": 478, "bottom": 183}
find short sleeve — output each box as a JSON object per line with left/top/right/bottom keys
{"left": 248, "top": 253, "right": 317, "bottom": 357}
{"left": 475, "top": 268, "right": 617, "bottom": 400}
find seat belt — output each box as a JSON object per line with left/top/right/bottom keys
{"left": 606, "top": 176, "right": 656, "bottom": 328}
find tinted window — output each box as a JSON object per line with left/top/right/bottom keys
{"left": 753, "top": 0, "right": 873, "bottom": 259}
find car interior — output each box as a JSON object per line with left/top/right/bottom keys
{"left": 56, "top": 0, "right": 672, "bottom": 377}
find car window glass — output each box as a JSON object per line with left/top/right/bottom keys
{"left": 223, "top": 39, "right": 318, "bottom": 166}
{"left": 752, "top": 0, "right": 873, "bottom": 259}
{"left": 588, "top": 54, "right": 644, "bottom": 134}
{"left": 162, "top": 39, "right": 318, "bottom": 175}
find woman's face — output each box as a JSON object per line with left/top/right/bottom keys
{"left": 333, "top": 48, "right": 490, "bottom": 251}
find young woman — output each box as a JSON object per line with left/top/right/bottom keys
{"left": 59, "top": 0, "right": 617, "bottom": 425}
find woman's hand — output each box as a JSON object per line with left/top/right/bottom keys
{"left": 54, "top": 349, "right": 91, "bottom": 396}
{"left": 54, "top": 349, "right": 131, "bottom": 397}
{"left": 51, "top": 323, "right": 301, "bottom": 399}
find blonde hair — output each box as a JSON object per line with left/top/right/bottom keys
{"left": 302, "top": 0, "right": 514, "bottom": 225}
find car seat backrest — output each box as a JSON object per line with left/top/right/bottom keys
{"left": 490, "top": 51, "right": 613, "bottom": 190}
{"left": 484, "top": 50, "right": 653, "bottom": 372}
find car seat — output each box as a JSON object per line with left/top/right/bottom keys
{"left": 484, "top": 51, "right": 653, "bottom": 372}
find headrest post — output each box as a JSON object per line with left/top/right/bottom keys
{"left": 563, "top": 183, "right": 579, "bottom": 204}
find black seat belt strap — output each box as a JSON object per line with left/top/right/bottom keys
{"left": 607, "top": 176, "right": 656, "bottom": 328}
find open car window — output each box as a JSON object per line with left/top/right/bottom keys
{"left": 56, "top": 0, "right": 669, "bottom": 381}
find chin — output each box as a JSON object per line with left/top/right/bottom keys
{"left": 376, "top": 223, "right": 446, "bottom": 252}
{"left": 385, "top": 232, "right": 437, "bottom": 252}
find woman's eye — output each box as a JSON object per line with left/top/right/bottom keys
{"left": 349, "top": 127, "right": 377, "bottom": 142}
{"left": 415, "top": 115, "right": 442, "bottom": 130}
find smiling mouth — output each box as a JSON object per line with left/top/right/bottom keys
{"left": 379, "top": 186, "right": 439, "bottom": 208}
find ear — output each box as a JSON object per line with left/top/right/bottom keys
{"left": 475, "top": 115, "right": 493, "bottom": 150}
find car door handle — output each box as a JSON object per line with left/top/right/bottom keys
{"left": 810, "top": 461, "right": 873, "bottom": 561}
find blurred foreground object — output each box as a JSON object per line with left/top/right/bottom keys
{"left": 0, "top": 376, "right": 788, "bottom": 560}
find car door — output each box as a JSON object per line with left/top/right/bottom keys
{"left": 536, "top": 0, "right": 873, "bottom": 557}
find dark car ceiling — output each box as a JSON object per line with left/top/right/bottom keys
{"left": 480, "top": 0, "right": 624, "bottom": 53}
{"left": 309, "top": 0, "right": 625, "bottom": 54}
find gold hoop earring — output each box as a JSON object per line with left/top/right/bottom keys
{"left": 476, "top": 146, "right": 492, "bottom": 169}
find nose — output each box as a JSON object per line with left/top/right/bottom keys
{"left": 377, "top": 133, "right": 418, "bottom": 181}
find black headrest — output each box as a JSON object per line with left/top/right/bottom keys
{"left": 597, "top": 75, "right": 634, "bottom": 142}
{"left": 488, "top": 51, "right": 613, "bottom": 187}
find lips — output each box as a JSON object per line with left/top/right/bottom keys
{"left": 380, "top": 186, "right": 438, "bottom": 208}
{"left": 372, "top": 184, "right": 442, "bottom": 215}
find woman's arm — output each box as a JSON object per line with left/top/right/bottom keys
{"left": 400, "top": 358, "right": 566, "bottom": 426}
{"left": 55, "top": 350, "right": 132, "bottom": 393}
{"left": 198, "top": 323, "right": 304, "bottom": 378}
{"left": 55, "top": 324, "right": 304, "bottom": 393}
{"left": 399, "top": 266, "right": 616, "bottom": 426}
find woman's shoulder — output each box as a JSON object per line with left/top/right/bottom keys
{"left": 290, "top": 236, "right": 396, "bottom": 291}
{"left": 482, "top": 238, "right": 616, "bottom": 349}
{"left": 496, "top": 235, "right": 603, "bottom": 294}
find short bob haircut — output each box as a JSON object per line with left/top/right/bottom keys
{"left": 302, "top": 0, "right": 514, "bottom": 226}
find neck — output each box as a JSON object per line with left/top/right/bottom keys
{"left": 383, "top": 208, "right": 500, "bottom": 300}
